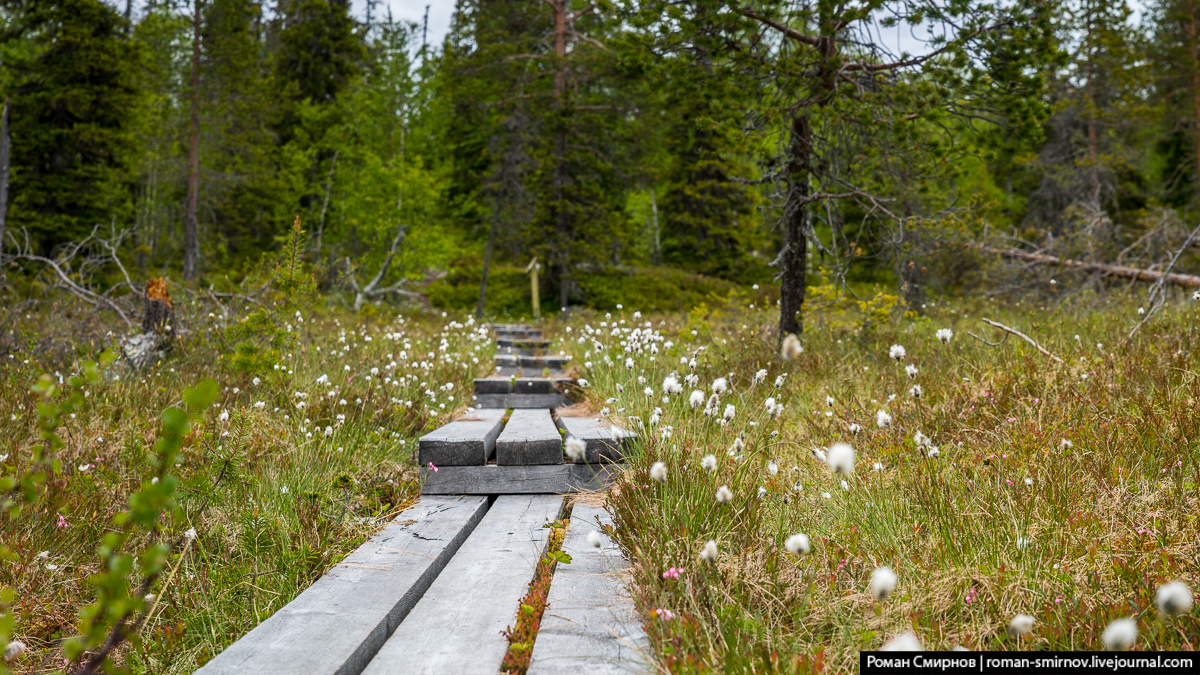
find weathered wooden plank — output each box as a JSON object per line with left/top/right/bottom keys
{"left": 528, "top": 504, "right": 650, "bottom": 675}
{"left": 473, "top": 378, "right": 568, "bottom": 396}
{"left": 420, "top": 464, "right": 621, "bottom": 495}
{"left": 497, "top": 338, "right": 550, "bottom": 350}
{"left": 473, "top": 377, "right": 513, "bottom": 395}
{"left": 558, "top": 417, "right": 636, "bottom": 464}
{"left": 475, "top": 393, "right": 574, "bottom": 409}
{"left": 496, "top": 408, "right": 564, "bottom": 465}
{"left": 418, "top": 408, "right": 505, "bottom": 466}
{"left": 518, "top": 355, "right": 571, "bottom": 369}
{"left": 361, "top": 495, "right": 564, "bottom": 675}
{"left": 196, "top": 496, "right": 488, "bottom": 675}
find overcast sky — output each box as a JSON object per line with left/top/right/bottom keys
{"left": 349, "top": 0, "right": 454, "bottom": 45}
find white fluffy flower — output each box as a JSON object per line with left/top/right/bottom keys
{"left": 1008, "top": 614, "right": 1035, "bottom": 637}
{"left": 700, "top": 540, "right": 718, "bottom": 563}
{"left": 784, "top": 533, "right": 811, "bottom": 555}
{"left": 715, "top": 485, "right": 733, "bottom": 503}
{"left": 1156, "top": 581, "right": 1193, "bottom": 616}
{"left": 889, "top": 344, "right": 906, "bottom": 360}
{"left": 1101, "top": 618, "right": 1137, "bottom": 651}
{"left": 876, "top": 410, "right": 893, "bottom": 428}
{"left": 701, "top": 454, "right": 718, "bottom": 472}
{"left": 774, "top": 374, "right": 786, "bottom": 388}
{"left": 723, "top": 404, "right": 736, "bottom": 421}
{"left": 936, "top": 328, "right": 953, "bottom": 343}
{"left": 643, "top": 387, "right": 654, "bottom": 397}
{"left": 768, "top": 460, "right": 779, "bottom": 476}
{"left": 781, "top": 334, "right": 803, "bottom": 360}
{"left": 869, "top": 567, "right": 898, "bottom": 600}
{"left": 4, "top": 640, "right": 27, "bottom": 660}
{"left": 712, "top": 378, "right": 728, "bottom": 394}
{"left": 565, "top": 436, "right": 587, "bottom": 463}
{"left": 848, "top": 423, "right": 862, "bottom": 434}
{"left": 881, "top": 632, "right": 922, "bottom": 651}
{"left": 755, "top": 369, "right": 768, "bottom": 383}
{"left": 689, "top": 390, "right": 705, "bottom": 408}
{"left": 914, "top": 430, "right": 931, "bottom": 447}
{"left": 662, "top": 375, "right": 682, "bottom": 395}
{"left": 587, "top": 531, "right": 603, "bottom": 549}
{"left": 905, "top": 364, "right": 919, "bottom": 379}
{"left": 253, "top": 400, "right": 265, "bottom": 409}
{"left": 650, "top": 461, "right": 667, "bottom": 483}
{"left": 577, "top": 379, "right": 590, "bottom": 388}
{"left": 219, "top": 409, "right": 229, "bottom": 422}
{"left": 826, "top": 443, "right": 855, "bottom": 475}
{"left": 909, "top": 384, "right": 923, "bottom": 399}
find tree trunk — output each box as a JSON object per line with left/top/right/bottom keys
{"left": 972, "top": 244, "right": 1200, "bottom": 288}
{"left": 477, "top": 210, "right": 499, "bottom": 318}
{"left": 0, "top": 99, "right": 10, "bottom": 258}
{"left": 1189, "top": 0, "right": 1200, "bottom": 201}
{"left": 183, "top": 0, "right": 202, "bottom": 282}
{"left": 142, "top": 277, "right": 175, "bottom": 335}
{"left": 650, "top": 187, "right": 660, "bottom": 264}
{"left": 779, "top": 114, "right": 811, "bottom": 340}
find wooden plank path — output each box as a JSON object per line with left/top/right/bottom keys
{"left": 496, "top": 408, "right": 564, "bottom": 465}
{"left": 529, "top": 503, "right": 649, "bottom": 674}
{"left": 559, "top": 416, "right": 636, "bottom": 464}
{"left": 195, "top": 496, "right": 488, "bottom": 675}
{"left": 203, "top": 325, "right": 650, "bottom": 674}
{"left": 418, "top": 407, "right": 504, "bottom": 466}
{"left": 360, "top": 495, "right": 564, "bottom": 675}
{"left": 421, "top": 463, "right": 622, "bottom": 495}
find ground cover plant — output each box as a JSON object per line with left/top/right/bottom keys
{"left": 567, "top": 293, "right": 1200, "bottom": 671}
{"left": 3, "top": 286, "right": 1199, "bottom": 674}
{"left": 0, "top": 301, "right": 493, "bottom": 673}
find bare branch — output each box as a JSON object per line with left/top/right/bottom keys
{"left": 978, "top": 318, "right": 1063, "bottom": 363}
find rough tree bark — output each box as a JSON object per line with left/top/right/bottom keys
{"left": 779, "top": 114, "right": 811, "bottom": 339}
{"left": 0, "top": 98, "right": 10, "bottom": 258}
{"left": 183, "top": 0, "right": 202, "bottom": 282}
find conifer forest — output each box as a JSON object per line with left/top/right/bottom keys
{"left": 1, "top": 0, "right": 1200, "bottom": 673}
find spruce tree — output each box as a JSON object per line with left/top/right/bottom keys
{"left": 3, "top": 0, "right": 139, "bottom": 252}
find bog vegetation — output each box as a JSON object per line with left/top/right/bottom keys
{"left": 3, "top": 0, "right": 1200, "bottom": 671}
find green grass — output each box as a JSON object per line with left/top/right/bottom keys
{"left": 562, "top": 292, "right": 1200, "bottom": 670}
{"left": 1, "top": 307, "right": 492, "bottom": 673}
{"left": 4, "top": 288, "right": 1200, "bottom": 673}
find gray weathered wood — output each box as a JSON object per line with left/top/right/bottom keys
{"left": 558, "top": 417, "right": 636, "bottom": 464}
{"left": 496, "top": 408, "right": 564, "bottom": 465}
{"left": 474, "top": 377, "right": 569, "bottom": 396}
{"left": 475, "top": 393, "right": 574, "bottom": 409}
{"left": 497, "top": 337, "right": 550, "bottom": 350}
{"left": 421, "top": 464, "right": 621, "bottom": 494}
{"left": 361, "top": 495, "right": 564, "bottom": 675}
{"left": 196, "top": 496, "right": 488, "bottom": 675}
{"left": 494, "top": 354, "right": 571, "bottom": 370}
{"left": 418, "top": 408, "right": 505, "bottom": 466}
{"left": 528, "top": 504, "right": 650, "bottom": 675}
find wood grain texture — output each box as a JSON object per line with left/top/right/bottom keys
{"left": 361, "top": 495, "right": 565, "bottom": 675}
{"left": 528, "top": 504, "right": 650, "bottom": 675}
{"left": 420, "top": 464, "right": 621, "bottom": 494}
{"left": 496, "top": 408, "right": 564, "bottom": 465}
{"left": 558, "top": 417, "right": 636, "bottom": 464}
{"left": 195, "top": 496, "right": 488, "bottom": 675}
{"left": 418, "top": 408, "right": 505, "bottom": 466}
{"left": 474, "top": 393, "right": 574, "bottom": 409}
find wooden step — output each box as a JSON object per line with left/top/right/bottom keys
{"left": 421, "top": 464, "right": 621, "bottom": 495}
{"left": 360, "top": 495, "right": 565, "bottom": 675}
{"left": 195, "top": 496, "right": 488, "bottom": 675}
{"left": 474, "top": 377, "right": 570, "bottom": 396}
{"left": 497, "top": 337, "right": 551, "bottom": 350}
{"left": 475, "top": 393, "right": 574, "bottom": 409}
{"left": 494, "top": 353, "right": 572, "bottom": 370}
{"left": 419, "top": 408, "right": 506, "bottom": 466}
{"left": 496, "top": 408, "right": 564, "bottom": 465}
{"left": 528, "top": 504, "right": 649, "bottom": 674}
{"left": 558, "top": 417, "right": 637, "bottom": 464}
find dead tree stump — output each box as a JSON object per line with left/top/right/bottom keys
{"left": 124, "top": 277, "right": 175, "bottom": 370}
{"left": 142, "top": 277, "right": 174, "bottom": 336}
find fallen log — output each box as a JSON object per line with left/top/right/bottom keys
{"left": 971, "top": 245, "right": 1200, "bottom": 289}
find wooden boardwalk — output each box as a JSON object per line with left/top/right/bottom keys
{"left": 198, "top": 324, "right": 647, "bottom": 674}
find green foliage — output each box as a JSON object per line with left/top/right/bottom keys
{"left": 4, "top": 0, "right": 139, "bottom": 251}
